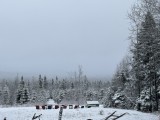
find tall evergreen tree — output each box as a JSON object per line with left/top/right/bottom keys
{"left": 16, "top": 76, "right": 25, "bottom": 104}
{"left": 39, "top": 74, "right": 43, "bottom": 89}
{"left": 71, "top": 82, "right": 74, "bottom": 89}
{"left": 43, "top": 76, "right": 48, "bottom": 89}
{"left": 2, "top": 84, "right": 10, "bottom": 105}
{"left": 60, "top": 79, "right": 66, "bottom": 90}
{"left": 21, "top": 85, "right": 30, "bottom": 104}
{"left": 132, "top": 11, "right": 160, "bottom": 111}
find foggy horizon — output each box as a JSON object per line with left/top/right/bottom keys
{"left": 0, "top": 0, "right": 135, "bottom": 79}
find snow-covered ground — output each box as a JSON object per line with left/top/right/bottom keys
{"left": 0, "top": 106, "right": 159, "bottom": 120}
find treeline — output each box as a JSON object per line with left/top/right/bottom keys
{"left": 0, "top": 72, "right": 110, "bottom": 106}
{"left": 104, "top": 0, "right": 160, "bottom": 112}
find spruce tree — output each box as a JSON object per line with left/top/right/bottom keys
{"left": 60, "top": 79, "right": 66, "bottom": 90}
{"left": 2, "top": 84, "right": 10, "bottom": 105}
{"left": 39, "top": 74, "right": 43, "bottom": 89}
{"left": 71, "top": 82, "right": 74, "bottom": 89}
{"left": 132, "top": 11, "right": 160, "bottom": 111}
{"left": 21, "top": 86, "right": 30, "bottom": 104}
{"left": 43, "top": 76, "right": 48, "bottom": 89}
{"left": 16, "top": 76, "right": 25, "bottom": 104}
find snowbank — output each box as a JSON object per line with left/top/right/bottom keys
{"left": 0, "top": 107, "right": 159, "bottom": 120}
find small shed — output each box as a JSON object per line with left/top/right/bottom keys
{"left": 86, "top": 101, "right": 100, "bottom": 108}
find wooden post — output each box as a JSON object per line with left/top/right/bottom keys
{"left": 58, "top": 107, "right": 63, "bottom": 120}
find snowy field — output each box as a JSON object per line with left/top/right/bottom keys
{"left": 0, "top": 107, "right": 159, "bottom": 120}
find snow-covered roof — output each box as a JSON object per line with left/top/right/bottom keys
{"left": 46, "top": 99, "right": 56, "bottom": 105}
{"left": 87, "top": 101, "right": 99, "bottom": 105}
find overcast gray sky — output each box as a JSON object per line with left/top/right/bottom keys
{"left": 0, "top": 0, "right": 135, "bottom": 79}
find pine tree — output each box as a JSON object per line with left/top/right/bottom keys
{"left": 2, "top": 84, "right": 10, "bottom": 105}
{"left": 83, "top": 75, "right": 89, "bottom": 91}
{"left": 102, "top": 87, "right": 115, "bottom": 107}
{"left": 55, "top": 76, "right": 59, "bottom": 89}
{"left": 0, "top": 84, "right": 2, "bottom": 104}
{"left": 137, "top": 88, "right": 152, "bottom": 112}
{"left": 16, "top": 76, "right": 25, "bottom": 104}
{"left": 21, "top": 86, "right": 30, "bottom": 104}
{"left": 132, "top": 11, "right": 160, "bottom": 111}
{"left": 37, "top": 89, "right": 50, "bottom": 104}
{"left": 43, "top": 76, "right": 48, "bottom": 89}
{"left": 51, "top": 79, "right": 54, "bottom": 90}
{"left": 71, "top": 82, "right": 74, "bottom": 89}
{"left": 97, "top": 80, "right": 102, "bottom": 90}
{"left": 112, "top": 88, "right": 130, "bottom": 109}
{"left": 99, "top": 89, "right": 104, "bottom": 101}
{"left": 60, "top": 79, "right": 66, "bottom": 90}
{"left": 86, "top": 90, "right": 93, "bottom": 101}
{"left": 39, "top": 74, "right": 43, "bottom": 89}
{"left": 31, "top": 90, "right": 37, "bottom": 104}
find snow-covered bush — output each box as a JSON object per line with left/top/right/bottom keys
{"left": 99, "top": 110, "right": 104, "bottom": 115}
{"left": 112, "top": 87, "right": 134, "bottom": 109}
{"left": 101, "top": 87, "right": 114, "bottom": 108}
{"left": 136, "top": 89, "right": 152, "bottom": 112}
{"left": 112, "top": 92, "right": 126, "bottom": 109}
